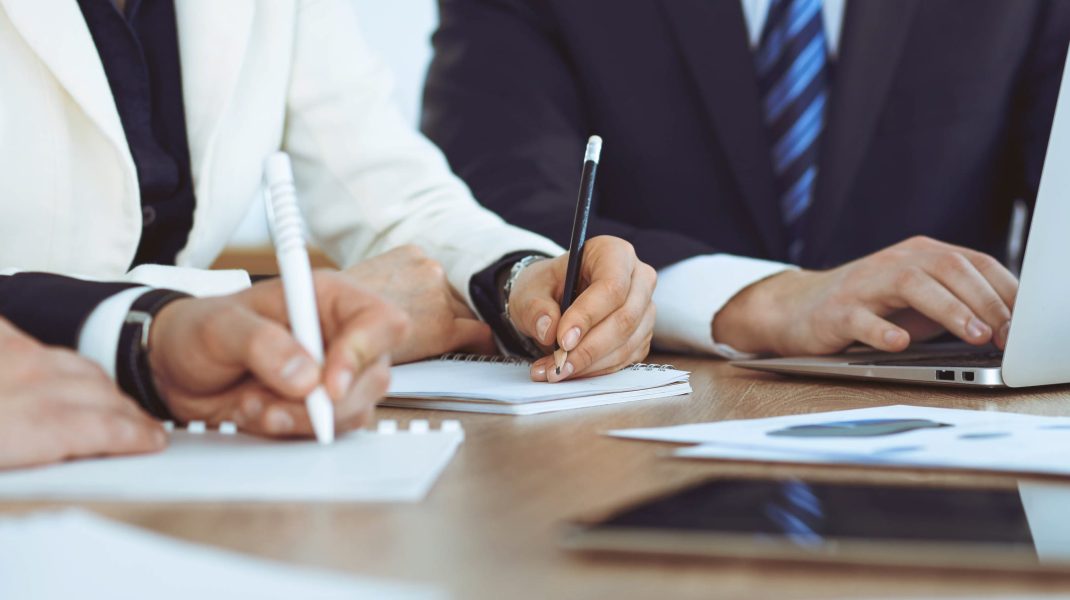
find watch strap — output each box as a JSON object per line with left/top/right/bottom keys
{"left": 116, "top": 289, "right": 190, "bottom": 420}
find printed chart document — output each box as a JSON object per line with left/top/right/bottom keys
{"left": 0, "top": 421, "right": 462, "bottom": 502}
{"left": 0, "top": 510, "right": 442, "bottom": 600}
{"left": 385, "top": 355, "right": 691, "bottom": 415}
{"left": 611, "top": 405, "right": 1070, "bottom": 477}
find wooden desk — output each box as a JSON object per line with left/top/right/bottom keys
{"left": 6, "top": 359, "right": 1070, "bottom": 597}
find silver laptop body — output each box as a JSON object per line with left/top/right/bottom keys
{"left": 734, "top": 48, "right": 1070, "bottom": 389}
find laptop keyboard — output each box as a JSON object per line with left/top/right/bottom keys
{"left": 849, "top": 351, "right": 1003, "bottom": 368}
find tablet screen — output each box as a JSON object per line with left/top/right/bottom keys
{"left": 567, "top": 478, "right": 1070, "bottom": 572}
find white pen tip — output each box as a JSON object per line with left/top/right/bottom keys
{"left": 307, "top": 387, "right": 335, "bottom": 445}
{"left": 585, "top": 135, "right": 603, "bottom": 164}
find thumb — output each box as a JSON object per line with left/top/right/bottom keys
{"left": 215, "top": 308, "right": 321, "bottom": 399}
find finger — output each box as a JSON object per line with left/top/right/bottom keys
{"left": 960, "top": 250, "right": 1020, "bottom": 310}
{"left": 551, "top": 264, "right": 655, "bottom": 381}
{"left": 228, "top": 383, "right": 314, "bottom": 439}
{"left": 333, "top": 355, "right": 390, "bottom": 431}
{"left": 963, "top": 250, "right": 1019, "bottom": 347}
{"left": 530, "top": 356, "right": 552, "bottom": 382}
{"left": 845, "top": 308, "right": 911, "bottom": 352}
{"left": 57, "top": 408, "right": 167, "bottom": 461}
{"left": 54, "top": 381, "right": 147, "bottom": 419}
{"left": 925, "top": 253, "right": 1012, "bottom": 346}
{"left": 555, "top": 249, "right": 637, "bottom": 353}
{"left": 892, "top": 268, "right": 991, "bottom": 345}
{"left": 508, "top": 264, "right": 562, "bottom": 348}
{"left": 575, "top": 305, "right": 657, "bottom": 378}
{"left": 212, "top": 307, "right": 321, "bottom": 399}
{"left": 323, "top": 299, "right": 409, "bottom": 402}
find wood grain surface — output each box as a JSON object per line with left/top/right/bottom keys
{"left": 5, "top": 357, "right": 1070, "bottom": 599}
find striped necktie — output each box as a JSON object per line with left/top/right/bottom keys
{"left": 755, "top": 0, "right": 829, "bottom": 263}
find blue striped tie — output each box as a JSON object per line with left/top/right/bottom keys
{"left": 755, "top": 0, "right": 829, "bottom": 263}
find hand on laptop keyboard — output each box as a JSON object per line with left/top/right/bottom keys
{"left": 712, "top": 236, "right": 1018, "bottom": 356}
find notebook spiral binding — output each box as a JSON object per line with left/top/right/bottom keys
{"left": 436, "top": 353, "right": 676, "bottom": 372}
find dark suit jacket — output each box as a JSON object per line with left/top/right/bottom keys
{"left": 422, "top": 0, "right": 1070, "bottom": 271}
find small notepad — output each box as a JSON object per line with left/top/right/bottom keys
{"left": 0, "top": 421, "right": 463, "bottom": 503}
{"left": 384, "top": 355, "right": 691, "bottom": 415}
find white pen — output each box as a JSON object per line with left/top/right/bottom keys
{"left": 263, "top": 152, "right": 335, "bottom": 445}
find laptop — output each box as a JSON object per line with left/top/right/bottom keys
{"left": 733, "top": 50, "right": 1070, "bottom": 389}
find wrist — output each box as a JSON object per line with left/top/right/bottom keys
{"left": 118, "top": 291, "right": 191, "bottom": 420}
{"left": 712, "top": 270, "right": 805, "bottom": 354}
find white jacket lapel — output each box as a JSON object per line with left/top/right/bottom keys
{"left": 0, "top": 0, "right": 128, "bottom": 160}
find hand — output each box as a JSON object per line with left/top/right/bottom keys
{"left": 148, "top": 272, "right": 411, "bottom": 438}
{"left": 343, "top": 246, "right": 495, "bottom": 364}
{"left": 0, "top": 319, "right": 165, "bottom": 470}
{"left": 713, "top": 236, "right": 1019, "bottom": 356}
{"left": 507, "top": 236, "right": 657, "bottom": 382}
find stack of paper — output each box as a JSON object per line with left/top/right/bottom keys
{"left": 0, "top": 510, "right": 441, "bottom": 600}
{"left": 385, "top": 355, "right": 691, "bottom": 415}
{"left": 610, "top": 405, "right": 1070, "bottom": 477}
{"left": 0, "top": 421, "right": 463, "bottom": 502}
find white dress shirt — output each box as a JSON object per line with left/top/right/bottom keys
{"left": 652, "top": 0, "right": 846, "bottom": 356}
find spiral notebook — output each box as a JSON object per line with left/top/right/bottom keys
{"left": 383, "top": 355, "right": 691, "bottom": 415}
{"left": 0, "top": 420, "right": 463, "bottom": 503}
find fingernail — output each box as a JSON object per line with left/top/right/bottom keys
{"left": 562, "top": 327, "right": 581, "bottom": 351}
{"left": 153, "top": 429, "right": 168, "bottom": 447}
{"left": 334, "top": 369, "right": 354, "bottom": 396}
{"left": 883, "top": 330, "right": 903, "bottom": 347}
{"left": 532, "top": 364, "right": 547, "bottom": 379}
{"left": 562, "top": 362, "right": 575, "bottom": 378}
{"left": 535, "top": 315, "right": 552, "bottom": 343}
{"left": 966, "top": 317, "right": 989, "bottom": 340}
{"left": 1000, "top": 321, "right": 1011, "bottom": 346}
{"left": 266, "top": 409, "right": 294, "bottom": 434}
{"left": 282, "top": 355, "right": 318, "bottom": 388}
{"left": 242, "top": 395, "right": 263, "bottom": 419}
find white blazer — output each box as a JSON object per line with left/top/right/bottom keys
{"left": 0, "top": 0, "right": 563, "bottom": 303}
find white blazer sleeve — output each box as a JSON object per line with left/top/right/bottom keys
{"left": 282, "top": 0, "right": 564, "bottom": 307}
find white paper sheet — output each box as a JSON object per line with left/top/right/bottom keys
{"left": 654, "top": 405, "right": 1070, "bottom": 478}
{"left": 0, "top": 425, "right": 463, "bottom": 502}
{"left": 0, "top": 510, "right": 442, "bottom": 600}
{"left": 612, "top": 405, "right": 1070, "bottom": 456}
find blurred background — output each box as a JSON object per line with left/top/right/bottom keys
{"left": 227, "top": 0, "right": 439, "bottom": 249}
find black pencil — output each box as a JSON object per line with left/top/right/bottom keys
{"left": 555, "top": 135, "right": 602, "bottom": 375}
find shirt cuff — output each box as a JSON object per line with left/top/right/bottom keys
{"left": 77, "top": 287, "right": 152, "bottom": 380}
{"left": 652, "top": 254, "right": 796, "bottom": 357}
{"left": 76, "top": 267, "right": 253, "bottom": 380}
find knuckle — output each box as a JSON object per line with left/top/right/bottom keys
{"left": 613, "top": 307, "right": 641, "bottom": 334}
{"left": 602, "top": 278, "right": 630, "bottom": 303}
{"left": 572, "top": 346, "right": 597, "bottom": 370}
{"left": 935, "top": 252, "right": 970, "bottom": 275}
{"left": 416, "top": 257, "right": 446, "bottom": 280}
{"left": 975, "top": 253, "right": 1003, "bottom": 273}
{"left": 893, "top": 265, "right": 924, "bottom": 291}
{"left": 982, "top": 297, "right": 1011, "bottom": 320}
{"left": 640, "top": 263, "right": 658, "bottom": 286}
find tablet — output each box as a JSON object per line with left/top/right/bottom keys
{"left": 564, "top": 477, "right": 1070, "bottom": 573}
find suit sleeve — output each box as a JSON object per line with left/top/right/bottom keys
{"left": 422, "top": 0, "right": 718, "bottom": 270}
{"left": 0, "top": 273, "right": 137, "bottom": 349}
{"left": 283, "top": 0, "right": 564, "bottom": 313}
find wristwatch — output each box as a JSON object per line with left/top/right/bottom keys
{"left": 115, "top": 289, "right": 190, "bottom": 420}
